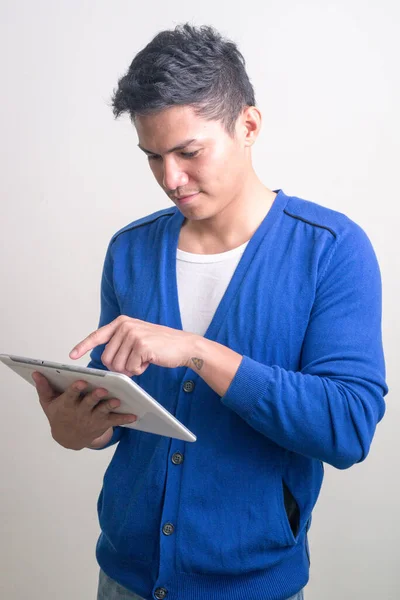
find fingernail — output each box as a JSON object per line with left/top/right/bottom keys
{"left": 74, "top": 383, "right": 87, "bottom": 392}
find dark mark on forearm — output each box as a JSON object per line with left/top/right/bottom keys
{"left": 191, "top": 357, "right": 204, "bottom": 370}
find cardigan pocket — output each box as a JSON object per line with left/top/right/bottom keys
{"left": 97, "top": 431, "right": 168, "bottom": 565}
{"left": 279, "top": 477, "right": 301, "bottom": 546}
{"left": 174, "top": 463, "right": 301, "bottom": 576}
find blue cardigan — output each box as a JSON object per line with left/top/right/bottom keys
{"left": 88, "top": 189, "right": 388, "bottom": 600}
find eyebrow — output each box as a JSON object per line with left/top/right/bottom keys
{"left": 137, "top": 138, "right": 197, "bottom": 156}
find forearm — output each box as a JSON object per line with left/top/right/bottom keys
{"left": 189, "top": 336, "right": 243, "bottom": 397}
{"left": 188, "top": 337, "right": 386, "bottom": 470}
{"left": 220, "top": 356, "right": 386, "bottom": 469}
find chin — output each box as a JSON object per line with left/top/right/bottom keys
{"left": 181, "top": 208, "right": 218, "bottom": 222}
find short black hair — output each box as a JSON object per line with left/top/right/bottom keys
{"left": 111, "top": 23, "right": 256, "bottom": 135}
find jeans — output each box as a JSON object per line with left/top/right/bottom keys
{"left": 97, "top": 568, "right": 305, "bottom": 600}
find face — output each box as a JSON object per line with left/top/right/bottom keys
{"left": 134, "top": 105, "right": 259, "bottom": 221}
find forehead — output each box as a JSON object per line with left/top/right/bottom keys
{"left": 134, "top": 105, "right": 227, "bottom": 151}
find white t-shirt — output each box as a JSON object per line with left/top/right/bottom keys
{"left": 176, "top": 241, "right": 249, "bottom": 336}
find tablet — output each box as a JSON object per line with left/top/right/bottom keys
{"left": 0, "top": 353, "right": 196, "bottom": 443}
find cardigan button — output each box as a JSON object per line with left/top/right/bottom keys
{"left": 162, "top": 522, "right": 175, "bottom": 536}
{"left": 154, "top": 587, "right": 168, "bottom": 599}
{"left": 183, "top": 380, "right": 195, "bottom": 393}
{"left": 171, "top": 452, "right": 184, "bottom": 465}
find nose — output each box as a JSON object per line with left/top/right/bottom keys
{"left": 162, "top": 157, "right": 189, "bottom": 192}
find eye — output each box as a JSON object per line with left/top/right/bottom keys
{"left": 148, "top": 154, "right": 161, "bottom": 161}
{"left": 180, "top": 151, "right": 199, "bottom": 159}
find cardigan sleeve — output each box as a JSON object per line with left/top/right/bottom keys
{"left": 221, "top": 223, "right": 388, "bottom": 469}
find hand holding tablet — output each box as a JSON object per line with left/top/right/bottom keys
{"left": 31, "top": 370, "right": 138, "bottom": 450}
{"left": 1, "top": 316, "right": 199, "bottom": 448}
{"left": 0, "top": 354, "right": 196, "bottom": 447}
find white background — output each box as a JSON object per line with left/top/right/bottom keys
{"left": 0, "top": 1, "right": 398, "bottom": 598}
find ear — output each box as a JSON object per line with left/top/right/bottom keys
{"left": 238, "top": 106, "right": 262, "bottom": 147}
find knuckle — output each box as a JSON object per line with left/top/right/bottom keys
{"left": 95, "top": 399, "right": 108, "bottom": 413}
{"left": 101, "top": 358, "right": 111, "bottom": 369}
{"left": 90, "top": 394, "right": 100, "bottom": 406}
{"left": 73, "top": 381, "right": 87, "bottom": 392}
{"left": 81, "top": 393, "right": 95, "bottom": 407}
{"left": 121, "top": 322, "right": 131, "bottom": 334}
{"left": 127, "top": 326, "right": 137, "bottom": 338}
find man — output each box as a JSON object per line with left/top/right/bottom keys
{"left": 32, "top": 23, "right": 388, "bottom": 600}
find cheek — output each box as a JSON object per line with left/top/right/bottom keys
{"left": 208, "top": 156, "right": 235, "bottom": 189}
{"left": 149, "top": 162, "right": 164, "bottom": 185}
{"left": 206, "top": 146, "right": 238, "bottom": 186}
{"left": 193, "top": 156, "right": 217, "bottom": 184}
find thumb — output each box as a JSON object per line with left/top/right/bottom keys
{"left": 32, "top": 372, "right": 57, "bottom": 406}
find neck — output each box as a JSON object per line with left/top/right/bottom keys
{"left": 178, "top": 171, "right": 277, "bottom": 254}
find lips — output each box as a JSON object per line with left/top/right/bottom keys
{"left": 174, "top": 192, "right": 199, "bottom": 204}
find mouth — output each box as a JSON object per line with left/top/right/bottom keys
{"left": 173, "top": 192, "right": 200, "bottom": 205}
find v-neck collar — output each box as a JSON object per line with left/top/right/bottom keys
{"left": 166, "top": 189, "right": 289, "bottom": 340}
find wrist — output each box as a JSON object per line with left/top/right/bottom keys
{"left": 87, "top": 427, "right": 114, "bottom": 449}
{"left": 186, "top": 335, "right": 208, "bottom": 369}
{"left": 186, "top": 336, "right": 243, "bottom": 397}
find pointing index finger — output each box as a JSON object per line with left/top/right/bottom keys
{"left": 69, "top": 323, "right": 115, "bottom": 359}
